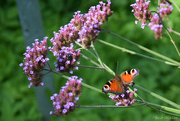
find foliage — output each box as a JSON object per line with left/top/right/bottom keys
{"left": 0, "top": 0, "right": 180, "bottom": 121}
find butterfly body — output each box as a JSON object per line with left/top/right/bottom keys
{"left": 102, "top": 69, "right": 139, "bottom": 95}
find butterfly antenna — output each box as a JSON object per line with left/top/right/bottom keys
{"left": 116, "top": 61, "right": 119, "bottom": 74}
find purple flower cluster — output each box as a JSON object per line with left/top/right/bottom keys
{"left": 130, "top": 0, "right": 152, "bottom": 29}
{"left": 50, "top": 76, "right": 82, "bottom": 116}
{"left": 73, "top": 1, "right": 113, "bottom": 48}
{"left": 48, "top": 1, "right": 113, "bottom": 73}
{"left": 159, "top": 3, "right": 173, "bottom": 18}
{"left": 149, "top": 14, "right": 163, "bottom": 39}
{"left": 50, "top": 0, "right": 113, "bottom": 49}
{"left": 50, "top": 24, "right": 79, "bottom": 52}
{"left": 131, "top": 0, "right": 173, "bottom": 39}
{"left": 109, "top": 87, "right": 137, "bottom": 106}
{"left": 50, "top": 43, "right": 80, "bottom": 74}
{"left": 19, "top": 37, "right": 49, "bottom": 88}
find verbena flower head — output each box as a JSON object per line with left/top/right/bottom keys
{"left": 158, "top": 3, "right": 173, "bottom": 18}
{"left": 50, "top": 23, "right": 79, "bottom": 52}
{"left": 50, "top": 43, "right": 80, "bottom": 74}
{"left": 50, "top": 76, "right": 82, "bottom": 116}
{"left": 50, "top": 0, "right": 113, "bottom": 49}
{"left": 149, "top": 13, "right": 163, "bottom": 39}
{"left": 131, "top": 0, "right": 152, "bottom": 29}
{"left": 74, "top": 0, "right": 113, "bottom": 48}
{"left": 19, "top": 37, "right": 49, "bottom": 88}
{"left": 109, "top": 87, "right": 137, "bottom": 106}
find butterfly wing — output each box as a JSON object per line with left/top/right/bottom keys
{"left": 120, "top": 69, "right": 139, "bottom": 86}
{"left": 102, "top": 74, "right": 125, "bottom": 95}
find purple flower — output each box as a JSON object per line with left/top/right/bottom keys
{"left": 62, "top": 109, "right": 67, "bottom": 114}
{"left": 50, "top": 76, "right": 82, "bottom": 116}
{"left": 149, "top": 13, "right": 163, "bottom": 39}
{"left": 109, "top": 87, "right": 137, "bottom": 106}
{"left": 49, "top": 0, "right": 113, "bottom": 49}
{"left": 75, "top": 97, "right": 79, "bottom": 101}
{"left": 121, "top": 93, "right": 125, "bottom": 98}
{"left": 126, "top": 90, "right": 130, "bottom": 93}
{"left": 56, "top": 105, "right": 61, "bottom": 109}
{"left": 159, "top": 3, "right": 173, "bottom": 18}
{"left": 134, "top": 88, "right": 137, "bottom": 92}
{"left": 64, "top": 103, "right": 70, "bottom": 109}
{"left": 49, "top": 111, "right": 53, "bottom": 115}
{"left": 68, "top": 102, "right": 75, "bottom": 107}
{"left": 20, "top": 37, "right": 49, "bottom": 88}
{"left": 131, "top": 0, "right": 152, "bottom": 29}
{"left": 50, "top": 96, "right": 54, "bottom": 100}
{"left": 50, "top": 43, "right": 80, "bottom": 74}
{"left": 69, "top": 92, "right": 73, "bottom": 97}
{"left": 19, "top": 63, "right": 23, "bottom": 67}
{"left": 115, "top": 101, "right": 122, "bottom": 106}
{"left": 28, "top": 77, "right": 32, "bottom": 81}
{"left": 109, "top": 94, "right": 114, "bottom": 99}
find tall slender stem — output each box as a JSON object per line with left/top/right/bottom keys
{"left": 136, "top": 100, "right": 180, "bottom": 117}
{"left": 171, "top": 0, "right": 180, "bottom": 12}
{"left": 135, "top": 84, "right": 180, "bottom": 109}
{"left": 76, "top": 65, "right": 105, "bottom": 70}
{"left": 80, "top": 53, "right": 101, "bottom": 68}
{"left": 102, "top": 29, "right": 180, "bottom": 66}
{"left": 91, "top": 43, "right": 115, "bottom": 75}
{"left": 76, "top": 103, "right": 146, "bottom": 108}
{"left": 168, "top": 29, "right": 180, "bottom": 36}
{"left": 97, "top": 39, "right": 178, "bottom": 66}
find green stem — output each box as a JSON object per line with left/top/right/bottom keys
{"left": 76, "top": 103, "right": 146, "bottom": 108}
{"left": 43, "top": 68, "right": 69, "bottom": 79}
{"left": 135, "top": 84, "right": 180, "bottom": 109}
{"left": 101, "top": 30, "right": 180, "bottom": 66}
{"left": 136, "top": 100, "right": 180, "bottom": 117}
{"left": 82, "top": 82, "right": 103, "bottom": 94}
{"left": 44, "top": 68, "right": 104, "bottom": 93}
{"left": 76, "top": 65, "right": 105, "bottom": 70}
{"left": 80, "top": 53, "right": 102, "bottom": 68}
{"left": 165, "top": 29, "right": 180, "bottom": 56}
{"left": 168, "top": 29, "right": 180, "bottom": 36}
{"left": 147, "top": 104, "right": 180, "bottom": 117}
{"left": 91, "top": 43, "right": 115, "bottom": 75}
{"left": 91, "top": 43, "right": 105, "bottom": 67}
{"left": 147, "top": 102, "right": 180, "bottom": 115}
{"left": 171, "top": 0, "right": 180, "bottom": 12}
{"left": 97, "top": 39, "right": 178, "bottom": 66}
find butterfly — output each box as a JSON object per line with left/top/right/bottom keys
{"left": 102, "top": 69, "right": 139, "bottom": 95}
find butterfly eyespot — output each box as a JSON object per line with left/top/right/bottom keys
{"left": 104, "top": 85, "right": 108, "bottom": 89}
{"left": 131, "top": 69, "right": 135, "bottom": 74}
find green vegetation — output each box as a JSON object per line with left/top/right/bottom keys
{"left": 0, "top": 0, "right": 180, "bottom": 121}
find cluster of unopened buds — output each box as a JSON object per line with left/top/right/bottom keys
{"left": 131, "top": 0, "right": 173, "bottom": 39}
{"left": 109, "top": 87, "right": 137, "bottom": 106}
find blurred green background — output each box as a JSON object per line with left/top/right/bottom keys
{"left": 0, "top": 0, "right": 180, "bottom": 121}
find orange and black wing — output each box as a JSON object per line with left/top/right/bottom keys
{"left": 120, "top": 69, "right": 139, "bottom": 86}
{"left": 102, "top": 74, "right": 125, "bottom": 95}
